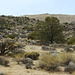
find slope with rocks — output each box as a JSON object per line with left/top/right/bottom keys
{"left": 24, "top": 14, "right": 75, "bottom": 23}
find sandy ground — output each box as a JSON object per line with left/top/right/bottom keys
{"left": 0, "top": 58, "right": 70, "bottom": 75}
{"left": 24, "top": 45, "right": 64, "bottom": 53}
{"left": 24, "top": 45, "right": 43, "bottom": 52}
{"left": 0, "top": 45, "right": 71, "bottom": 75}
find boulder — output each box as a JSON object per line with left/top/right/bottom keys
{"left": 51, "top": 47, "right": 56, "bottom": 50}
{"left": 65, "top": 47, "right": 74, "bottom": 52}
{"left": 42, "top": 46, "right": 50, "bottom": 50}
{"left": 25, "top": 63, "right": 32, "bottom": 69}
{"left": 56, "top": 66, "right": 65, "bottom": 72}
{"left": 21, "top": 58, "right": 33, "bottom": 69}
{"left": 21, "top": 58, "right": 33, "bottom": 65}
{"left": 72, "top": 45, "right": 75, "bottom": 50}
{"left": 65, "top": 61, "right": 75, "bottom": 73}
{"left": 49, "top": 51, "right": 59, "bottom": 56}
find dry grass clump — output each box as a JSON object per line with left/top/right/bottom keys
{"left": 14, "top": 53, "right": 24, "bottom": 64}
{"left": 39, "top": 52, "right": 73, "bottom": 71}
{"left": 58, "top": 52, "right": 73, "bottom": 65}
{"left": 39, "top": 53, "right": 60, "bottom": 71}
{"left": 24, "top": 52, "right": 40, "bottom": 60}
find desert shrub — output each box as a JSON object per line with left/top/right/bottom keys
{"left": 0, "top": 39, "right": 16, "bottom": 55}
{"left": 39, "top": 52, "right": 73, "bottom": 71}
{"left": 8, "top": 33, "right": 18, "bottom": 39}
{"left": 14, "top": 53, "right": 24, "bottom": 64}
{"left": 0, "top": 57, "right": 9, "bottom": 66}
{"left": 7, "top": 51, "right": 25, "bottom": 64}
{"left": 65, "top": 61, "right": 75, "bottom": 74}
{"left": 24, "top": 52, "right": 40, "bottom": 60}
{"left": 67, "top": 37, "right": 75, "bottom": 45}
{"left": 58, "top": 52, "right": 72, "bottom": 66}
{"left": 22, "top": 26, "right": 34, "bottom": 31}
{"left": 39, "top": 53, "right": 60, "bottom": 71}
{"left": 6, "top": 27, "right": 11, "bottom": 30}
{"left": 7, "top": 52, "right": 15, "bottom": 57}
{"left": 14, "top": 42, "right": 25, "bottom": 48}
{"left": 28, "top": 32, "right": 38, "bottom": 40}
{"left": 7, "top": 49, "right": 25, "bottom": 57}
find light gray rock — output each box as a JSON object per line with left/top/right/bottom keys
{"left": 49, "top": 51, "right": 59, "bottom": 56}
{"left": 0, "top": 73, "right": 6, "bottom": 75}
{"left": 21, "top": 58, "right": 33, "bottom": 65}
{"left": 22, "top": 58, "right": 33, "bottom": 69}
{"left": 72, "top": 45, "right": 75, "bottom": 50}
{"left": 65, "top": 61, "right": 75, "bottom": 73}
{"left": 42, "top": 45, "right": 50, "bottom": 50}
{"left": 25, "top": 63, "right": 32, "bottom": 69}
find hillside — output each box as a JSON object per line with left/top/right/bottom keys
{"left": 24, "top": 14, "right": 75, "bottom": 23}
{"left": 0, "top": 14, "right": 75, "bottom": 75}
{"left": 0, "top": 14, "right": 75, "bottom": 41}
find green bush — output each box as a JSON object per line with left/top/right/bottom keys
{"left": 67, "top": 37, "right": 75, "bottom": 45}
{"left": 22, "top": 26, "right": 34, "bottom": 31}
{"left": 24, "top": 52, "right": 40, "bottom": 60}
{"left": 8, "top": 33, "right": 17, "bottom": 39}
{"left": 28, "top": 32, "right": 38, "bottom": 40}
{"left": 7, "top": 52, "right": 15, "bottom": 57}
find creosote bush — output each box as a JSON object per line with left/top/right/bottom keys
{"left": 24, "top": 52, "right": 40, "bottom": 60}
{"left": 67, "top": 37, "right": 75, "bottom": 45}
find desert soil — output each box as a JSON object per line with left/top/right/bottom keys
{"left": 0, "top": 58, "right": 70, "bottom": 75}
{"left": 0, "top": 45, "right": 71, "bottom": 75}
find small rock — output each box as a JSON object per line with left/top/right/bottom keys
{"left": 0, "top": 73, "right": 6, "bottom": 75}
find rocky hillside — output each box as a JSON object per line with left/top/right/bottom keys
{"left": 24, "top": 14, "right": 75, "bottom": 23}
{"left": 0, "top": 14, "right": 75, "bottom": 41}
{"left": 0, "top": 15, "right": 38, "bottom": 40}
{"left": 23, "top": 14, "right": 75, "bottom": 39}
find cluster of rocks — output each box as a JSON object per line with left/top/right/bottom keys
{"left": 42, "top": 44, "right": 75, "bottom": 52}
{"left": 65, "top": 61, "right": 75, "bottom": 73}
{"left": 65, "top": 45, "right": 75, "bottom": 52}
{"left": 21, "top": 58, "right": 33, "bottom": 69}
{"left": 20, "top": 57, "right": 39, "bottom": 69}
{"left": 42, "top": 45, "right": 56, "bottom": 51}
